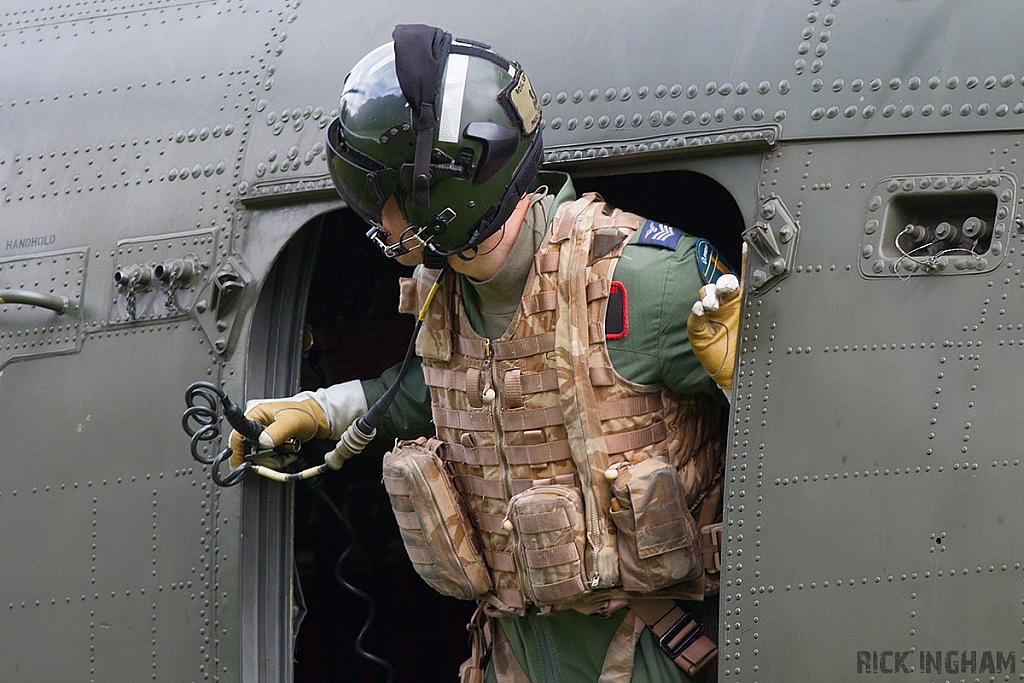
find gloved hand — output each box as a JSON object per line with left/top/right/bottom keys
{"left": 687, "top": 247, "right": 744, "bottom": 393}
{"left": 229, "top": 398, "right": 328, "bottom": 467}
{"left": 228, "top": 380, "right": 369, "bottom": 468}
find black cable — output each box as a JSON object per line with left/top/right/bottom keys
{"left": 311, "top": 482, "right": 395, "bottom": 683}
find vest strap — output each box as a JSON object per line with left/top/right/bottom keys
{"left": 500, "top": 405, "right": 565, "bottom": 431}
{"left": 496, "top": 587, "right": 526, "bottom": 610}
{"left": 432, "top": 406, "right": 494, "bottom": 432}
{"left": 466, "top": 367, "right": 485, "bottom": 408}
{"left": 525, "top": 542, "right": 579, "bottom": 569}
{"left": 590, "top": 366, "right": 617, "bottom": 386}
{"left": 629, "top": 598, "right": 718, "bottom": 677}
{"left": 586, "top": 278, "right": 610, "bottom": 302}
{"left": 589, "top": 322, "right": 604, "bottom": 344}
{"left": 604, "top": 420, "right": 668, "bottom": 455}
{"left": 533, "top": 575, "right": 588, "bottom": 603}
{"left": 522, "top": 290, "right": 557, "bottom": 317}
{"left": 392, "top": 509, "right": 421, "bottom": 530}
{"left": 516, "top": 508, "right": 570, "bottom": 534}
{"left": 398, "top": 276, "right": 420, "bottom": 315}
{"left": 405, "top": 544, "right": 433, "bottom": 566}
{"left": 422, "top": 364, "right": 466, "bottom": 390}
{"left": 474, "top": 511, "right": 510, "bottom": 534}
{"left": 383, "top": 474, "right": 410, "bottom": 496}
{"left": 455, "top": 474, "right": 533, "bottom": 499}
{"left": 503, "top": 368, "right": 523, "bottom": 409}
{"left": 699, "top": 522, "right": 723, "bottom": 574}
{"left": 504, "top": 439, "right": 572, "bottom": 466}
{"left": 534, "top": 251, "right": 559, "bottom": 274}
{"left": 596, "top": 393, "right": 664, "bottom": 421}
{"left": 596, "top": 609, "right": 643, "bottom": 683}
{"left": 443, "top": 442, "right": 500, "bottom": 467}
{"left": 456, "top": 330, "right": 556, "bottom": 360}
{"left": 484, "top": 548, "right": 517, "bottom": 573}
{"left": 519, "top": 369, "right": 559, "bottom": 394}
{"left": 494, "top": 331, "right": 556, "bottom": 360}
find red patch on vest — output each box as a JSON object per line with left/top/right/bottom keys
{"left": 605, "top": 281, "right": 628, "bottom": 340}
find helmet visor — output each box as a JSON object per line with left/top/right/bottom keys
{"left": 326, "top": 117, "right": 400, "bottom": 227}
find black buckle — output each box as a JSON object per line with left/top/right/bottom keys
{"left": 659, "top": 612, "right": 704, "bottom": 660}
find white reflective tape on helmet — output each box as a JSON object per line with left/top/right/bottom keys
{"left": 438, "top": 53, "right": 469, "bottom": 143}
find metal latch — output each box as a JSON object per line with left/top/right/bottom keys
{"left": 194, "top": 257, "right": 254, "bottom": 356}
{"left": 743, "top": 194, "right": 800, "bottom": 292}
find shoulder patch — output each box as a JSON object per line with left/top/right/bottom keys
{"left": 636, "top": 220, "right": 683, "bottom": 250}
{"left": 605, "top": 281, "right": 628, "bottom": 340}
{"left": 695, "top": 238, "right": 732, "bottom": 285}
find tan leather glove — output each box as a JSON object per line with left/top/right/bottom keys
{"left": 687, "top": 252, "right": 743, "bottom": 392}
{"left": 229, "top": 398, "right": 328, "bottom": 467}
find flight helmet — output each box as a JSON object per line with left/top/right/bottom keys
{"left": 326, "top": 24, "right": 544, "bottom": 262}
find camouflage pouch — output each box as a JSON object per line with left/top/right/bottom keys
{"left": 506, "top": 485, "right": 589, "bottom": 605}
{"left": 609, "top": 456, "right": 702, "bottom": 593}
{"left": 383, "top": 437, "right": 492, "bottom": 600}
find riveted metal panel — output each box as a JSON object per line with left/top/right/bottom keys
{"left": 239, "top": 0, "right": 1024, "bottom": 206}
{"left": 726, "top": 132, "right": 1024, "bottom": 682}
{"left": 0, "top": 0, "right": 260, "bottom": 240}
{"left": 0, "top": 314, "right": 238, "bottom": 682}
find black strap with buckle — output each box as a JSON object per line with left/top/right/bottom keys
{"left": 659, "top": 611, "right": 705, "bottom": 659}
{"left": 630, "top": 598, "right": 718, "bottom": 677}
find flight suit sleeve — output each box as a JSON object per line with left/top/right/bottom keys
{"left": 360, "top": 355, "right": 436, "bottom": 441}
{"left": 658, "top": 240, "right": 723, "bottom": 399}
{"left": 607, "top": 235, "right": 722, "bottom": 401}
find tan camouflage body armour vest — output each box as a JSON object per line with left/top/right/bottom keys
{"left": 391, "top": 193, "right": 722, "bottom": 614}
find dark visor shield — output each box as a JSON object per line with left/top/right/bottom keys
{"left": 326, "top": 118, "right": 400, "bottom": 226}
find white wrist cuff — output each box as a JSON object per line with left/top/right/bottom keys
{"left": 295, "top": 380, "right": 368, "bottom": 440}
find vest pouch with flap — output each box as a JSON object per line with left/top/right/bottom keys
{"left": 506, "top": 485, "right": 589, "bottom": 606}
{"left": 609, "top": 456, "right": 702, "bottom": 592}
{"left": 383, "top": 437, "right": 492, "bottom": 601}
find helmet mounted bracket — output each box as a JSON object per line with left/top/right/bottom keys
{"left": 392, "top": 24, "right": 453, "bottom": 209}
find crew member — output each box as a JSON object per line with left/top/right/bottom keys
{"left": 233, "top": 25, "right": 741, "bottom": 683}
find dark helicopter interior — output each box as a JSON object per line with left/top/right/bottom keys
{"left": 287, "top": 168, "right": 745, "bottom": 682}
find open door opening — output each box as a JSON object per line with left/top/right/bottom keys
{"left": 287, "top": 168, "right": 746, "bottom": 683}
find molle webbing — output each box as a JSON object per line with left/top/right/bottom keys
{"left": 413, "top": 193, "right": 719, "bottom": 614}
{"left": 442, "top": 440, "right": 572, "bottom": 468}
{"left": 522, "top": 278, "right": 608, "bottom": 316}
{"left": 454, "top": 474, "right": 534, "bottom": 499}
{"left": 596, "top": 393, "right": 663, "bottom": 421}
{"left": 423, "top": 365, "right": 559, "bottom": 395}
{"left": 455, "top": 330, "right": 556, "bottom": 360}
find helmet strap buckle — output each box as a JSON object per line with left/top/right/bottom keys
{"left": 425, "top": 207, "right": 457, "bottom": 236}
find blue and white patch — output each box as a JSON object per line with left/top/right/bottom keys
{"left": 695, "top": 238, "right": 733, "bottom": 285}
{"left": 636, "top": 220, "right": 683, "bottom": 250}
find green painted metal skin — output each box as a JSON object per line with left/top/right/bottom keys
{"left": 2, "top": 1, "right": 1022, "bottom": 681}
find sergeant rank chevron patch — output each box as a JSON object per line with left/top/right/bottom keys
{"left": 636, "top": 220, "right": 683, "bottom": 250}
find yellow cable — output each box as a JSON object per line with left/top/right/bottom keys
{"left": 418, "top": 271, "right": 445, "bottom": 321}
